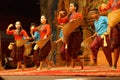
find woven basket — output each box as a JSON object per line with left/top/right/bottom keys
{"left": 8, "top": 42, "right": 15, "bottom": 50}
{"left": 108, "top": 9, "right": 120, "bottom": 27}
{"left": 24, "top": 43, "right": 32, "bottom": 56}
{"left": 36, "top": 34, "right": 53, "bottom": 49}
{"left": 62, "top": 18, "right": 83, "bottom": 43}
{"left": 16, "top": 39, "right": 29, "bottom": 47}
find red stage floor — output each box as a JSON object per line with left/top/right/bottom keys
{"left": 0, "top": 66, "right": 120, "bottom": 76}
{"left": 0, "top": 50, "right": 120, "bottom": 77}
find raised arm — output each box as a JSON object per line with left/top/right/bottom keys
{"left": 6, "top": 24, "right": 14, "bottom": 35}
{"left": 57, "top": 11, "right": 68, "bottom": 24}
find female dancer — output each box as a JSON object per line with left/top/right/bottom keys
{"left": 56, "top": 10, "right": 71, "bottom": 67}
{"left": 33, "top": 15, "right": 52, "bottom": 70}
{"left": 57, "top": 2, "right": 83, "bottom": 69}
{"left": 6, "top": 21, "right": 29, "bottom": 70}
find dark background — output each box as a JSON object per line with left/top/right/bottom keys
{"left": 0, "top": 0, "right": 41, "bottom": 59}
{"left": 0, "top": 0, "right": 40, "bottom": 17}
{"left": 0, "top": 0, "right": 40, "bottom": 30}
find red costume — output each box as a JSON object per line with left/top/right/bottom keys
{"left": 40, "top": 24, "right": 51, "bottom": 38}
{"left": 107, "top": 0, "right": 120, "bottom": 10}
{"left": 58, "top": 12, "right": 83, "bottom": 24}
{"left": 6, "top": 29, "right": 28, "bottom": 41}
{"left": 33, "top": 24, "right": 51, "bottom": 39}
{"left": 99, "top": 0, "right": 120, "bottom": 50}
{"left": 6, "top": 29, "right": 29, "bottom": 62}
{"left": 100, "top": 0, "right": 120, "bottom": 68}
{"left": 58, "top": 12, "right": 83, "bottom": 60}
{"left": 33, "top": 24, "right": 51, "bottom": 62}
{"left": 99, "top": 0, "right": 120, "bottom": 12}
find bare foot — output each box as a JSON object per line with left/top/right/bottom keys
{"left": 21, "top": 65, "right": 25, "bottom": 70}
{"left": 33, "top": 66, "right": 37, "bottom": 69}
{"left": 47, "top": 66, "right": 52, "bottom": 70}
{"left": 65, "top": 64, "right": 69, "bottom": 68}
{"left": 111, "top": 65, "right": 117, "bottom": 70}
{"left": 36, "top": 67, "right": 42, "bottom": 71}
{"left": 16, "top": 68, "right": 19, "bottom": 70}
{"left": 81, "top": 65, "right": 83, "bottom": 70}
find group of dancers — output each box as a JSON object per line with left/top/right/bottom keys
{"left": 6, "top": 15, "right": 52, "bottom": 70}
{"left": 6, "top": 0, "right": 120, "bottom": 71}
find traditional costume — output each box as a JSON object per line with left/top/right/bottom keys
{"left": 105, "top": 0, "right": 120, "bottom": 68}
{"left": 33, "top": 24, "right": 51, "bottom": 62}
{"left": 58, "top": 12, "right": 83, "bottom": 61}
{"left": 57, "top": 21, "right": 71, "bottom": 64}
{"left": 90, "top": 16, "right": 112, "bottom": 66}
{"left": 106, "top": 0, "right": 120, "bottom": 50}
{"left": 33, "top": 31, "right": 40, "bottom": 66}
{"left": 6, "top": 29, "right": 29, "bottom": 63}
{"left": 58, "top": 12, "right": 84, "bottom": 69}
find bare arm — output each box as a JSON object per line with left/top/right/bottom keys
{"left": 55, "top": 38, "right": 62, "bottom": 43}
{"left": 91, "top": 32, "right": 97, "bottom": 38}
{"left": 6, "top": 24, "right": 14, "bottom": 35}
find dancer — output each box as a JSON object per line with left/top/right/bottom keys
{"left": 106, "top": 0, "right": 120, "bottom": 69}
{"left": 90, "top": 9, "right": 112, "bottom": 67}
{"left": 6, "top": 21, "right": 30, "bottom": 70}
{"left": 99, "top": 0, "right": 120, "bottom": 12}
{"left": 30, "top": 23, "right": 40, "bottom": 68}
{"left": 57, "top": 2, "right": 83, "bottom": 69}
{"left": 33, "top": 15, "right": 52, "bottom": 70}
{"left": 56, "top": 10, "right": 71, "bottom": 67}
{"left": 108, "top": 0, "right": 120, "bottom": 69}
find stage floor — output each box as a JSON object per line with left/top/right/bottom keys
{"left": 0, "top": 50, "right": 120, "bottom": 77}
{"left": 1, "top": 76, "right": 120, "bottom": 80}
{"left": 0, "top": 66, "right": 120, "bottom": 76}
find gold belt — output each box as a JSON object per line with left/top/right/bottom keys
{"left": 100, "top": 32, "right": 108, "bottom": 47}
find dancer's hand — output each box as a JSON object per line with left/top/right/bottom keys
{"left": 69, "top": 19, "right": 77, "bottom": 23}
{"left": 100, "top": 3, "right": 107, "bottom": 10}
{"left": 7, "top": 24, "right": 13, "bottom": 31}
{"left": 59, "top": 11, "right": 65, "bottom": 16}
{"left": 8, "top": 24, "right": 13, "bottom": 28}
{"left": 69, "top": 19, "right": 74, "bottom": 23}
{"left": 43, "top": 35, "right": 47, "bottom": 38}
{"left": 57, "top": 25, "right": 63, "bottom": 28}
